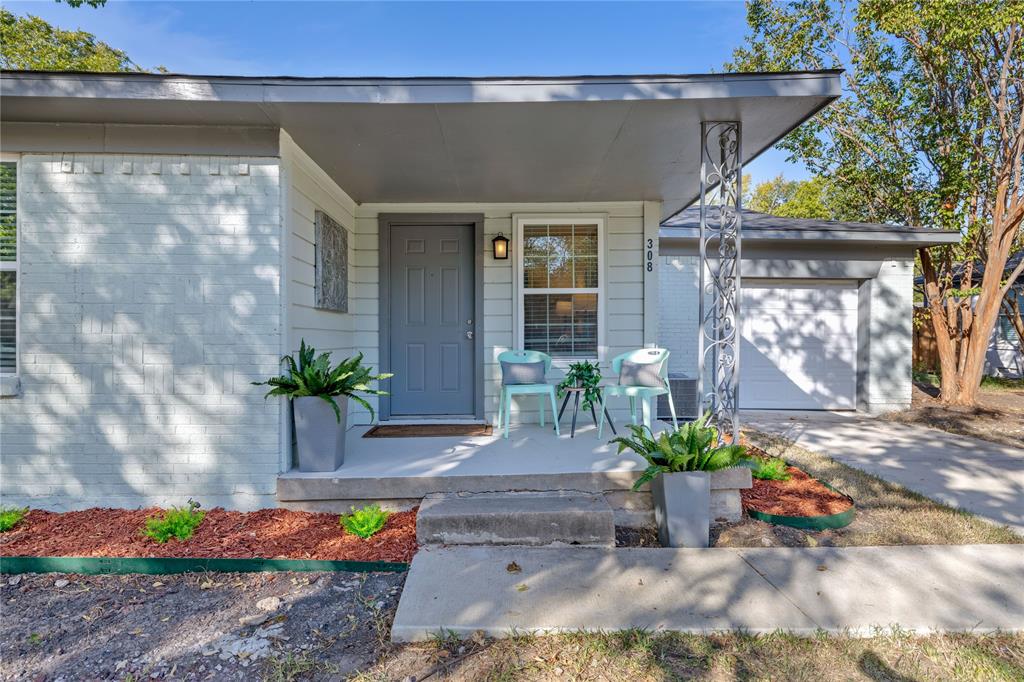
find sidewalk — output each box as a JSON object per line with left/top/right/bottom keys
{"left": 391, "top": 544, "right": 1024, "bottom": 641}
{"left": 742, "top": 411, "right": 1024, "bottom": 534}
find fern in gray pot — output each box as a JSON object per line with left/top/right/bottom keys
{"left": 254, "top": 340, "right": 391, "bottom": 472}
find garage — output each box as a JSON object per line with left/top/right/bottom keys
{"left": 740, "top": 280, "right": 859, "bottom": 410}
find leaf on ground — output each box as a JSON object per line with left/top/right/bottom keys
{"left": 506, "top": 562, "right": 522, "bottom": 573}
{"left": 515, "top": 583, "right": 529, "bottom": 592}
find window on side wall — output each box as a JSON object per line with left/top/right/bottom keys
{"left": 516, "top": 217, "right": 604, "bottom": 360}
{"left": 0, "top": 159, "right": 16, "bottom": 376}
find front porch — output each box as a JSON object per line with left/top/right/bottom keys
{"left": 276, "top": 422, "right": 751, "bottom": 525}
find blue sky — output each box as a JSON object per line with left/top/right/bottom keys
{"left": 7, "top": 0, "right": 810, "bottom": 185}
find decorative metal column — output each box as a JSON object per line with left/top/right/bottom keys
{"left": 697, "top": 121, "right": 742, "bottom": 443}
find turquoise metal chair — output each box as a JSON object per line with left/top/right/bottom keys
{"left": 597, "top": 348, "right": 677, "bottom": 439}
{"left": 496, "top": 350, "right": 560, "bottom": 439}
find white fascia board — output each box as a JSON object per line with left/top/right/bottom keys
{"left": 0, "top": 70, "right": 842, "bottom": 106}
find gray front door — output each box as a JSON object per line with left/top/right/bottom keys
{"left": 389, "top": 225, "right": 475, "bottom": 416}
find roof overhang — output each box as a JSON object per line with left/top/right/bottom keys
{"left": 660, "top": 226, "right": 963, "bottom": 248}
{"left": 660, "top": 208, "right": 963, "bottom": 248}
{"left": 0, "top": 70, "right": 842, "bottom": 220}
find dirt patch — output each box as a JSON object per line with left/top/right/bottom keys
{"left": 0, "top": 507, "right": 417, "bottom": 563}
{"left": 362, "top": 630, "right": 1024, "bottom": 681}
{"left": 614, "top": 526, "right": 660, "bottom": 547}
{"left": 742, "top": 466, "right": 853, "bottom": 517}
{"left": 883, "top": 382, "right": 1024, "bottom": 448}
{"left": 0, "top": 570, "right": 403, "bottom": 681}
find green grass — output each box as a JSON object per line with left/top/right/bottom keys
{"left": 981, "top": 376, "right": 1024, "bottom": 390}
{"left": 142, "top": 500, "right": 206, "bottom": 544}
{"left": 913, "top": 371, "right": 1024, "bottom": 391}
{"left": 356, "top": 629, "right": 1024, "bottom": 681}
{"left": 0, "top": 506, "right": 28, "bottom": 532}
{"left": 340, "top": 504, "right": 390, "bottom": 539}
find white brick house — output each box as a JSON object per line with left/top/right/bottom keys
{"left": 0, "top": 70, "right": 959, "bottom": 511}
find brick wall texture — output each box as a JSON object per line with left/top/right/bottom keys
{"left": 0, "top": 154, "right": 282, "bottom": 510}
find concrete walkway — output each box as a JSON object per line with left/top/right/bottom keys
{"left": 391, "top": 544, "right": 1024, "bottom": 641}
{"left": 743, "top": 411, "right": 1024, "bottom": 535}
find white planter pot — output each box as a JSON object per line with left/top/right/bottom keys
{"left": 651, "top": 471, "right": 711, "bottom": 548}
{"left": 293, "top": 396, "right": 348, "bottom": 472}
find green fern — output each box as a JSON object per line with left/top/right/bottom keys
{"left": 610, "top": 412, "right": 748, "bottom": 491}
{"left": 253, "top": 339, "right": 392, "bottom": 422}
{"left": 143, "top": 499, "right": 205, "bottom": 543}
{"left": 340, "top": 504, "right": 390, "bottom": 539}
{"left": 750, "top": 457, "right": 792, "bottom": 481}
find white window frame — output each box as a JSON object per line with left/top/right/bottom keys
{"left": 513, "top": 214, "right": 607, "bottom": 364}
{"left": 0, "top": 153, "right": 18, "bottom": 378}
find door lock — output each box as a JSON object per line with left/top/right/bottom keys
{"left": 466, "top": 331, "right": 474, "bottom": 340}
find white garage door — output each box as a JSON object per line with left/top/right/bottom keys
{"left": 740, "top": 281, "right": 858, "bottom": 410}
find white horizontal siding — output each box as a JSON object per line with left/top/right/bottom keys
{"left": 357, "top": 201, "right": 646, "bottom": 423}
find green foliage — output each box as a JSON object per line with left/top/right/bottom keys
{"left": 253, "top": 339, "right": 392, "bottom": 422}
{"left": 0, "top": 9, "right": 144, "bottom": 72}
{"left": 747, "top": 175, "right": 834, "bottom": 220}
{"left": 611, "top": 413, "right": 748, "bottom": 491}
{"left": 340, "top": 504, "right": 390, "bottom": 539}
{"left": 727, "top": 0, "right": 1024, "bottom": 404}
{"left": 0, "top": 506, "right": 28, "bottom": 532}
{"left": 749, "top": 457, "right": 792, "bottom": 482}
{"left": 557, "top": 360, "right": 603, "bottom": 410}
{"left": 143, "top": 499, "right": 205, "bottom": 544}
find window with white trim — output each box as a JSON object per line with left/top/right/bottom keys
{"left": 0, "top": 160, "right": 16, "bottom": 375}
{"left": 516, "top": 218, "right": 603, "bottom": 359}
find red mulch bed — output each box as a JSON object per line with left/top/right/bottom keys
{"left": 742, "top": 467, "right": 853, "bottom": 517}
{"left": 0, "top": 507, "right": 418, "bottom": 564}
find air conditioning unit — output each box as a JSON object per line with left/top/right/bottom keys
{"left": 657, "top": 374, "right": 699, "bottom": 421}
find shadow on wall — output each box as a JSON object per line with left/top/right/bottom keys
{"left": 0, "top": 154, "right": 283, "bottom": 511}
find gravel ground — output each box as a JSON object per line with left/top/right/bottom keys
{"left": 0, "top": 570, "right": 405, "bottom": 681}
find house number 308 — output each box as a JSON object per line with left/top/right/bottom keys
{"left": 646, "top": 238, "right": 654, "bottom": 272}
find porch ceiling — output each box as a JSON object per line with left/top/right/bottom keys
{"left": 0, "top": 70, "right": 841, "bottom": 221}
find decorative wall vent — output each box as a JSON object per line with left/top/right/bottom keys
{"left": 314, "top": 209, "right": 349, "bottom": 313}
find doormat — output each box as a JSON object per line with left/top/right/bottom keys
{"left": 364, "top": 424, "right": 493, "bottom": 438}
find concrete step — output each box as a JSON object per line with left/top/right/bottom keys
{"left": 416, "top": 491, "right": 615, "bottom": 547}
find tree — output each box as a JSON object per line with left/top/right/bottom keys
{"left": 0, "top": 9, "right": 141, "bottom": 72}
{"left": 747, "top": 174, "right": 833, "bottom": 219}
{"left": 728, "top": 0, "right": 1023, "bottom": 406}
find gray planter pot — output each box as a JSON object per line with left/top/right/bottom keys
{"left": 651, "top": 471, "right": 711, "bottom": 548}
{"left": 293, "top": 396, "right": 348, "bottom": 472}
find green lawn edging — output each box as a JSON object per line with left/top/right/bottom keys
{"left": 746, "top": 480, "right": 856, "bottom": 531}
{"left": 0, "top": 555, "right": 409, "bottom": 575}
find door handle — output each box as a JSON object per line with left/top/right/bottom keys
{"left": 466, "top": 331, "right": 474, "bottom": 340}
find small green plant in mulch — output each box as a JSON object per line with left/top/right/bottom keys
{"left": 0, "top": 506, "right": 28, "bottom": 532}
{"left": 340, "top": 504, "right": 390, "bottom": 539}
{"left": 748, "top": 456, "right": 792, "bottom": 481}
{"left": 143, "top": 499, "right": 206, "bottom": 544}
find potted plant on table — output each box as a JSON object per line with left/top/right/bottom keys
{"left": 254, "top": 340, "right": 391, "bottom": 472}
{"left": 612, "top": 413, "right": 747, "bottom": 547}
{"left": 557, "top": 360, "right": 603, "bottom": 410}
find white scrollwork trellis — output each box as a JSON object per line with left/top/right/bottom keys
{"left": 697, "top": 121, "right": 742, "bottom": 443}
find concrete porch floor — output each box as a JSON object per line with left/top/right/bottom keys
{"left": 276, "top": 423, "right": 654, "bottom": 509}
{"left": 276, "top": 421, "right": 752, "bottom": 524}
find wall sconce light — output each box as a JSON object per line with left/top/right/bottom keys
{"left": 492, "top": 232, "right": 510, "bottom": 260}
